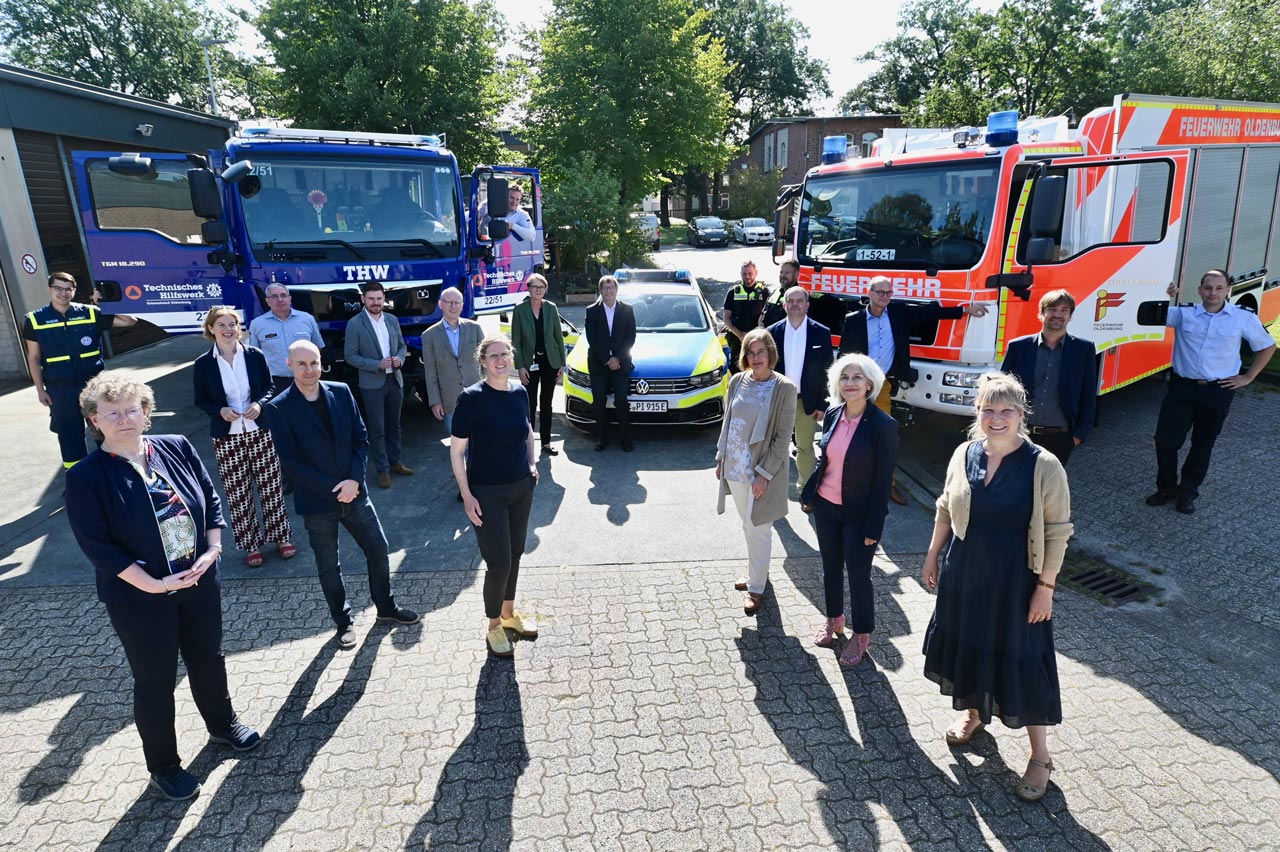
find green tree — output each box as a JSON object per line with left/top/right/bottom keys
{"left": 696, "top": 0, "right": 830, "bottom": 142}
{"left": 256, "top": 0, "right": 510, "bottom": 171}
{"left": 727, "top": 165, "right": 782, "bottom": 220}
{"left": 525, "top": 0, "right": 734, "bottom": 208}
{"left": 0, "top": 0, "right": 258, "bottom": 113}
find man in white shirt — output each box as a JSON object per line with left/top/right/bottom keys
{"left": 483, "top": 185, "right": 536, "bottom": 243}
{"left": 343, "top": 281, "right": 413, "bottom": 489}
{"left": 248, "top": 283, "right": 324, "bottom": 395}
{"left": 767, "top": 287, "right": 833, "bottom": 484}
{"left": 1149, "top": 269, "right": 1275, "bottom": 513}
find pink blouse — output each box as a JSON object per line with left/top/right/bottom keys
{"left": 816, "top": 412, "right": 862, "bottom": 505}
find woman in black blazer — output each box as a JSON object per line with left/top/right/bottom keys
{"left": 65, "top": 371, "right": 260, "bottom": 801}
{"left": 801, "top": 352, "right": 900, "bottom": 667}
{"left": 193, "top": 307, "right": 294, "bottom": 567}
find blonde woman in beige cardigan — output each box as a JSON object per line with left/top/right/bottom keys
{"left": 920, "top": 373, "right": 1072, "bottom": 803}
{"left": 715, "top": 328, "right": 797, "bottom": 616}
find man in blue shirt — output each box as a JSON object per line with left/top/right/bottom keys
{"left": 1148, "top": 270, "right": 1275, "bottom": 513}
{"left": 248, "top": 283, "right": 324, "bottom": 395}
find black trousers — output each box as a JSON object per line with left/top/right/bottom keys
{"left": 106, "top": 577, "right": 236, "bottom": 773}
{"left": 589, "top": 364, "right": 631, "bottom": 442}
{"left": 1154, "top": 377, "right": 1235, "bottom": 499}
{"left": 526, "top": 353, "right": 557, "bottom": 446}
{"left": 726, "top": 334, "right": 742, "bottom": 374}
{"left": 813, "top": 497, "right": 877, "bottom": 634}
{"left": 47, "top": 379, "right": 92, "bottom": 466}
{"left": 1030, "top": 429, "right": 1075, "bottom": 466}
{"left": 472, "top": 476, "right": 535, "bottom": 618}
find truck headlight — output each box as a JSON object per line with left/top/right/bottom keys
{"left": 942, "top": 371, "right": 981, "bottom": 388}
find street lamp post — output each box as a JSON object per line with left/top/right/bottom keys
{"left": 198, "top": 38, "right": 229, "bottom": 115}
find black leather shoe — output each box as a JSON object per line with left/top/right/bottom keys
{"left": 1175, "top": 496, "right": 1196, "bottom": 515}
{"left": 541, "top": 444, "right": 559, "bottom": 456}
{"left": 1145, "top": 490, "right": 1175, "bottom": 507}
{"left": 150, "top": 766, "right": 200, "bottom": 801}
{"left": 210, "top": 721, "right": 261, "bottom": 752}
{"left": 621, "top": 438, "right": 634, "bottom": 452}
{"left": 377, "top": 606, "right": 421, "bottom": 625}
{"left": 595, "top": 440, "right": 608, "bottom": 451}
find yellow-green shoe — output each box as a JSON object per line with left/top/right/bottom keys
{"left": 486, "top": 625, "right": 513, "bottom": 658}
{"left": 500, "top": 612, "right": 538, "bottom": 639}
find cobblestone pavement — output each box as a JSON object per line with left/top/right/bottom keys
{"left": 2, "top": 545, "right": 1277, "bottom": 850}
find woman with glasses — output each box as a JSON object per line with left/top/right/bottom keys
{"left": 449, "top": 334, "right": 540, "bottom": 658}
{"left": 510, "top": 273, "right": 565, "bottom": 456}
{"left": 64, "top": 371, "right": 259, "bottom": 801}
{"left": 193, "top": 306, "right": 295, "bottom": 567}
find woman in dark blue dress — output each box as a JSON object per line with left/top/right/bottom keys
{"left": 921, "top": 373, "right": 1073, "bottom": 802}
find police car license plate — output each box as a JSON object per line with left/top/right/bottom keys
{"left": 630, "top": 400, "right": 668, "bottom": 413}
{"left": 855, "top": 248, "right": 896, "bottom": 261}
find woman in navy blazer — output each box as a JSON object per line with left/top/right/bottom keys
{"left": 65, "top": 371, "right": 259, "bottom": 801}
{"left": 193, "top": 307, "right": 294, "bottom": 567}
{"left": 801, "top": 352, "right": 900, "bottom": 666}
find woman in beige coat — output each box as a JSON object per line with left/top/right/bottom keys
{"left": 920, "top": 372, "right": 1073, "bottom": 803}
{"left": 715, "top": 328, "right": 797, "bottom": 615}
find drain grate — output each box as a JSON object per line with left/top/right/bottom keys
{"left": 1062, "top": 568, "right": 1152, "bottom": 605}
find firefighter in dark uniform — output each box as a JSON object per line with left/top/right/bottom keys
{"left": 721, "top": 260, "right": 771, "bottom": 374}
{"left": 22, "top": 272, "right": 136, "bottom": 468}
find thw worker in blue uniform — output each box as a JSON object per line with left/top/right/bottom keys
{"left": 22, "top": 272, "right": 136, "bottom": 468}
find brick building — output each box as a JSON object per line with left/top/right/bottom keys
{"left": 735, "top": 114, "right": 906, "bottom": 188}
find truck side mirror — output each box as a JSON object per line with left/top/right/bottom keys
{"left": 188, "top": 168, "right": 223, "bottom": 219}
{"left": 221, "top": 160, "right": 253, "bottom": 183}
{"left": 487, "top": 177, "right": 509, "bottom": 205}
{"left": 201, "top": 221, "right": 229, "bottom": 245}
{"left": 487, "top": 219, "right": 510, "bottom": 241}
{"left": 1026, "top": 237, "right": 1057, "bottom": 264}
{"left": 1029, "top": 175, "right": 1066, "bottom": 237}
{"left": 107, "top": 153, "right": 156, "bottom": 178}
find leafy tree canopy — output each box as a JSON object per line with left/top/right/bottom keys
{"left": 256, "top": 0, "right": 512, "bottom": 171}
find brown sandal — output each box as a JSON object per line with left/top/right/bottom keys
{"left": 733, "top": 580, "right": 748, "bottom": 591}
{"left": 1015, "top": 757, "right": 1055, "bottom": 802}
{"left": 743, "top": 592, "right": 762, "bottom": 615}
{"left": 944, "top": 714, "right": 985, "bottom": 746}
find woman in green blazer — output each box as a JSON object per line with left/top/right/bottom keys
{"left": 511, "top": 274, "right": 565, "bottom": 455}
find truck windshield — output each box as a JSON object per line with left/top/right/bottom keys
{"left": 241, "top": 155, "right": 460, "bottom": 258}
{"left": 798, "top": 161, "right": 999, "bottom": 270}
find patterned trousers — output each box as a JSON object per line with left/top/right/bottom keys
{"left": 212, "top": 429, "right": 292, "bottom": 552}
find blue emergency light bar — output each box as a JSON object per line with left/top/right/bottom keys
{"left": 821, "top": 135, "right": 848, "bottom": 164}
{"left": 985, "top": 110, "right": 1019, "bottom": 147}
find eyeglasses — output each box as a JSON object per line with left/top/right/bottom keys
{"left": 266, "top": 293, "right": 291, "bottom": 300}
{"left": 50, "top": 285, "right": 76, "bottom": 295}
{"left": 870, "top": 289, "right": 893, "bottom": 296}
{"left": 439, "top": 299, "right": 463, "bottom": 306}
{"left": 528, "top": 285, "right": 547, "bottom": 291}
{"left": 99, "top": 407, "right": 144, "bottom": 423}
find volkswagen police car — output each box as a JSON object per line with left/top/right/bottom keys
{"left": 563, "top": 270, "right": 729, "bottom": 426}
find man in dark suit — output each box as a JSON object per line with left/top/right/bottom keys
{"left": 1001, "top": 289, "right": 1098, "bottom": 465}
{"left": 840, "top": 275, "right": 989, "bottom": 504}
{"left": 585, "top": 275, "right": 638, "bottom": 452}
{"left": 267, "top": 340, "right": 419, "bottom": 650}
{"left": 768, "top": 286, "right": 834, "bottom": 485}
{"left": 343, "top": 280, "right": 413, "bottom": 489}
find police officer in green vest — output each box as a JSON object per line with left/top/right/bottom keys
{"left": 721, "top": 260, "right": 771, "bottom": 374}
{"left": 22, "top": 272, "right": 136, "bottom": 468}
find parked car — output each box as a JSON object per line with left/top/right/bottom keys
{"left": 630, "top": 212, "right": 661, "bottom": 251}
{"left": 562, "top": 280, "right": 729, "bottom": 426}
{"left": 686, "top": 216, "right": 729, "bottom": 248}
{"left": 733, "top": 217, "right": 775, "bottom": 245}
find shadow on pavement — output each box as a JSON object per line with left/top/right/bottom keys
{"left": 739, "top": 602, "right": 1111, "bottom": 851}
{"left": 404, "top": 656, "right": 528, "bottom": 851}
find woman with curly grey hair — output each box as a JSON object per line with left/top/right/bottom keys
{"left": 65, "top": 371, "right": 259, "bottom": 802}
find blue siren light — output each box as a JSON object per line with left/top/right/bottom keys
{"left": 821, "top": 135, "right": 848, "bottom": 164}
{"left": 985, "top": 110, "right": 1019, "bottom": 147}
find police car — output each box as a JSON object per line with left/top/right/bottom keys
{"left": 563, "top": 270, "right": 729, "bottom": 426}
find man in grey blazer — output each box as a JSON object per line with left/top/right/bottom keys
{"left": 422, "top": 287, "right": 484, "bottom": 435}
{"left": 343, "top": 280, "right": 413, "bottom": 489}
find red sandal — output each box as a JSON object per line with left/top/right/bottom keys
{"left": 277, "top": 543, "right": 298, "bottom": 560}
{"left": 245, "top": 551, "right": 265, "bottom": 567}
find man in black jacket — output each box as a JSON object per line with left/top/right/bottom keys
{"left": 585, "top": 275, "right": 638, "bottom": 452}
{"left": 840, "top": 275, "right": 989, "bottom": 504}
{"left": 768, "top": 286, "right": 833, "bottom": 485}
{"left": 1000, "top": 289, "right": 1097, "bottom": 465}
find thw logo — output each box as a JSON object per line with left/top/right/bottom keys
{"left": 1095, "top": 290, "right": 1126, "bottom": 321}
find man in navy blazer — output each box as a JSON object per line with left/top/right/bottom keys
{"left": 768, "top": 286, "right": 834, "bottom": 484}
{"left": 1000, "top": 289, "right": 1097, "bottom": 465}
{"left": 585, "top": 275, "right": 638, "bottom": 452}
{"left": 266, "top": 340, "right": 418, "bottom": 649}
